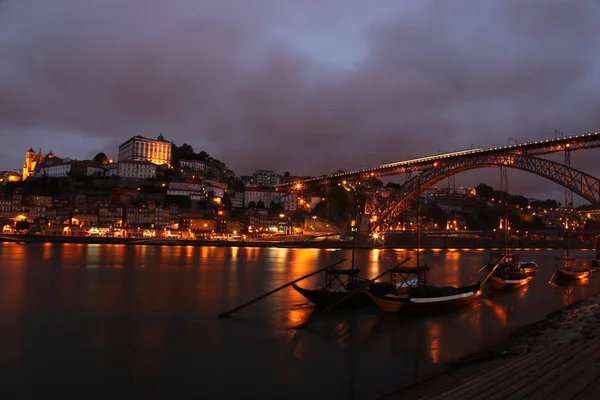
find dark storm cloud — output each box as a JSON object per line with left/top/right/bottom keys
{"left": 1, "top": 0, "right": 599, "bottom": 200}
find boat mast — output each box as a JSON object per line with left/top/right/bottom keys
{"left": 500, "top": 167, "right": 509, "bottom": 256}
{"left": 416, "top": 175, "right": 421, "bottom": 268}
{"left": 351, "top": 188, "right": 358, "bottom": 274}
{"left": 565, "top": 214, "right": 571, "bottom": 258}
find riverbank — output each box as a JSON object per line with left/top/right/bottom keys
{"left": 380, "top": 289, "right": 600, "bottom": 399}
{"left": 0, "top": 233, "right": 596, "bottom": 250}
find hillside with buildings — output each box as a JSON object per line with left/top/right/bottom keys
{"left": 1, "top": 133, "right": 598, "bottom": 240}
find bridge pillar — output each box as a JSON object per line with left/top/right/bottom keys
{"left": 565, "top": 149, "right": 573, "bottom": 208}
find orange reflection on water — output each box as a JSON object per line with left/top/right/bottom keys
{"left": 562, "top": 286, "right": 574, "bottom": 306}
{"left": 200, "top": 246, "right": 210, "bottom": 259}
{"left": 286, "top": 308, "right": 306, "bottom": 326}
{"left": 427, "top": 321, "right": 441, "bottom": 364}
{"left": 245, "top": 246, "right": 260, "bottom": 261}
{"left": 481, "top": 297, "right": 508, "bottom": 328}
{"left": 276, "top": 249, "right": 324, "bottom": 307}
{"left": 62, "top": 243, "right": 85, "bottom": 266}
{"left": 230, "top": 246, "right": 239, "bottom": 261}
{"left": 370, "top": 249, "right": 381, "bottom": 263}
{"left": 271, "top": 247, "right": 289, "bottom": 273}
{"left": 290, "top": 249, "right": 319, "bottom": 277}
{"left": 0, "top": 243, "right": 27, "bottom": 314}
{"left": 43, "top": 242, "right": 52, "bottom": 261}
{"left": 444, "top": 251, "right": 461, "bottom": 284}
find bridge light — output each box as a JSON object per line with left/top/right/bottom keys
{"left": 433, "top": 162, "right": 438, "bottom": 167}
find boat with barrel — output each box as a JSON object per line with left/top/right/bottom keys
{"left": 490, "top": 195, "right": 535, "bottom": 290}
{"left": 555, "top": 264, "right": 590, "bottom": 280}
{"left": 292, "top": 265, "right": 417, "bottom": 308}
{"left": 517, "top": 260, "right": 538, "bottom": 275}
{"left": 489, "top": 254, "right": 531, "bottom": 290}
{"left": 365, "top": 266, "right": 481, "bottom": 312}
{"left": 556, "top": 252, "right": 589, "bottom": 281}
{"left": 292, "top": 192, "right": 416, "bottom": 309}
{"left": 364, "top": 174, "right": 481, "bottom": 313}
{"left": 490, "top": 267, "right": 531, "bottom": 290}
{"left": 555, "top": 215, "right": 589, "bottom": 281}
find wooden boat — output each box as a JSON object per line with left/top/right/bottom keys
{"left": 489, "top": 255, "right": 531, "bottom": 290}
{"left": 556, "top": 254, "right": 575, "bottom": 262}
{"left": 489, "top": 269, "right": 531, "bottom": 290}
{"left": 292, "top": 267, "right": 371, "bottom": 308}
{"left": 555, "top": 266, "right": 590, "bottom": 280}
{"left": 487, "top": 250, "right": 503, "bottom": 269}
{"left": 363, "top": 175, "right": 480, "bottom": 313}
{"left": 517, "top": 260, "right": 538, "bottom": 275}
{"left": 554, "top": 215, "right": 589, "bottom": 281}
{"left": 366, "top": 266, "right": 481, "bottom": 313}
{"left": 292, "top": 267, "right": 418, "bottom": 308}
{"left": 555, "top": 253, "right": 589, "bottom": 281}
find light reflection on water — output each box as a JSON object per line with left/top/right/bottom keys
{"left": 0, "top": 243, "right": 599, "bottom": 399}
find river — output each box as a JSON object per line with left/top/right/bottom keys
{"left": 0, "top": 243, "right": 598, "bottom": 399}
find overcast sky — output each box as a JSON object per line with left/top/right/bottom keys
{"left": 1, "top": 0, "right": 599, "bottom": 202}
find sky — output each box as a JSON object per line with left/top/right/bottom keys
{"left": 1, "top": 0, "right": 599, "bottom": 203}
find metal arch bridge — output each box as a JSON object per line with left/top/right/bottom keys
{"left": 275, "top": 130, "right": 600, "bottom": 189}
{"left": 369, "top": 153, "right": 600, "bottom": 232}
{"left": 274, "top": 130, "right": 600, "bottom": 233}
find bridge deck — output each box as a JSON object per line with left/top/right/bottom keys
{"left": 380, "top": 336, "right": 600, "bottom": 400}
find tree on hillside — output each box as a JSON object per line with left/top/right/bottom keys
{"left": 178, "top": 143, "right": 195, "bottom": 160}
{"left": 93, "top": 152, "right": 110, "bottom": 164}
{"left": 171, "top": 144, "right": 181, "bottom": 169}
{"left": 230, "top": 178, "right": 245, "bottom": 193}
{"left": 475, "top": 183, "right": 494, "bottom": 199}
{"left": 222, "top": 193, "right": 232, "bottom": 207}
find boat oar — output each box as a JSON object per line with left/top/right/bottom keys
{"left": 294, "top": 256, "right": 412, "bottom": 330}
{"left": 476, "top": 263, "right": 489, "bottom": 275}
{"left": 480, "top": 256, "right": 506, "bottom": 288}
{"left": 217, "top": 258, "right": 347, "bottom": 318}
{"left": 548, "top": 268, "right": 558, "bottom": 284}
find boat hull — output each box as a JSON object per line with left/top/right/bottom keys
{"left": 489, "top": 274, "right": 530, "bottom": 290}
{"left": 366, "top": 284, "right": 481, "bottom": 313}
{"left": 292, "top": 283, "right": 373, "bottom": 308}
{"left": 555, "top": 267, "right": 590, "bottom": 281}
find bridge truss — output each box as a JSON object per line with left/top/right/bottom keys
{"left": 369, "top": 153, "right": 600, "bottom": 233}
{"left": 276, "top": 130, "right": 600, "bottom": 190}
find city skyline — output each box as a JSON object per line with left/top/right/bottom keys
{"left": 1, "top": 0, "right": 599, "bottom": 202}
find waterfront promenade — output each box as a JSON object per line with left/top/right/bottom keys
{"left": 0, "top": 233, "right": 595, "bottom": 250}
{"left": 380, "top": 292, "right": 600, "bottom": 400}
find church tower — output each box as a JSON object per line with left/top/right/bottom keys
{"left": 22, "top": 148, "right": 37, "bottom": 180}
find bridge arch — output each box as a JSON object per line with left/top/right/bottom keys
{"left": 370, "top": 153, "right": 600, "bottom": 233}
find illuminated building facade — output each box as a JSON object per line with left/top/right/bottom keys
{"left": 22, "top": 148, "right": 44, "bottom": 179}
{"left": 117, "top": 134, "right": 172, "bottom": 167}
{"left": 252, "top": 170, "right": 280, "bottom": 187}
{"left": 0, "top": 171, "right": 21, "bottom": 184}
{"left": 117, "top": 160, "right": 157, "bottom": 179}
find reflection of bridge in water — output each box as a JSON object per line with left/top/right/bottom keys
{"left": 276, "top": 130, "right": 600, "bottom": 234}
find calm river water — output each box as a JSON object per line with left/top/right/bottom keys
{"left": 0, "top": 243, "right": 598, "bottom": 399}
